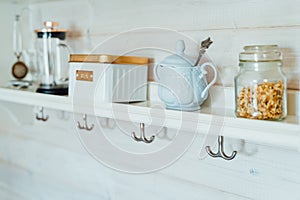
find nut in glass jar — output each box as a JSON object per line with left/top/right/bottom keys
{"left": 234, "top": 45, "right": 287, "bottom": 120}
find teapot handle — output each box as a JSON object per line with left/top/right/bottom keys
{"left": 153, "top": 64, "right": 162, "bottom": 81}
{"left": 199, "top": 62, "right": 218, "bottom": 98}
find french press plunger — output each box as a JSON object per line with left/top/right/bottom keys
{"left": 35, "top": 21, "right": 69, "bottom": 95}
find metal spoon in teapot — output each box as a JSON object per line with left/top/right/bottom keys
{"left": 194, "top": 37, "right": 213, "bottom": 66}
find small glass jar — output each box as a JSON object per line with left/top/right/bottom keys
{"left": 234, "top": 45, "right": 287, "bottom": 120}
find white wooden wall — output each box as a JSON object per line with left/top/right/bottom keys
{"left": 0, "top": 0, "right": 300, "bottom": 200}
{"left": 0, "top": 0, "right": 299, "bottom": 88}
{"left": 1, "top": 103, "right": 300, "bottom": 200}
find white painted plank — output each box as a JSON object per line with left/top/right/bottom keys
{"left": 0, "top": 88, "right": 72, "bottom": 112}
{"left": 0, "top": 121, "right": 250, "bottom": 199}
{"left": 0, "top": 89, "right": 299, "bottom": 152}
{"left": 1, "top": 117, "right": 300, "bottom": 200}
{"left": 160, "top": 134, "right": 300, "bottom": 200}
{"left": 0, "top": 2, "right": 15, "bottom": 83}
{"left": 2, "top": 1, "right": 300, "bottom": 89}
{"left": 88, "top": 27, "right": 300, "bottom": 89}
{"left": 88, "top": 0, "right": 300, "bottom": 34}
{"left": 20, "top": 0, "right": 300, "bottom": 35}
{"left": 0, "top": 126, "right": 110, "bottom": 199}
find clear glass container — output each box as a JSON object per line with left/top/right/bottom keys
{"left": 34, "top": 21, "right": 70, "bottom": 95}
{"left": 234, "top": 45, "right": 287, "bottom": 120}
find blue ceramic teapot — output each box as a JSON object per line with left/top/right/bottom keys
{"left": 154, "top": 40, "right": 217, "bottom": 111}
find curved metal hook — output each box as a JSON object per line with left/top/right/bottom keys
{"left": 77, "top": 114, "right": 94, "bottom": 131}
{"left": 205, "top": 136, "right": 237, "bottom": 161}
{"left": 131, "top": 123, "right": 155, "bottom": 144}
{"left": 36, "top": 107, "right": 49, "bottom": 121}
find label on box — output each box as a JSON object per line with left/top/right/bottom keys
{"left": 76, "top": 70, "right": 93, "bottom": 82}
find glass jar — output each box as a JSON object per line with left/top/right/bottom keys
{"left": 234, "top": 45, "right": 287, "bottom": 120}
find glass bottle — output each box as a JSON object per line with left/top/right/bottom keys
{"left": 234, "top": 45, "right": 287, "bottom": 120}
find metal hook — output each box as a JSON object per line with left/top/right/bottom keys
{"left": 131, "top": 123, "right": 155, "bottom": 143}
{"left": 205, "top": 136, "right": 237, "bottom": 160}
{"left": 77, "top": 114, "right": 94, "bottom": 131}
{"left": 36, "top": 107, "right": 49, "bottom": 121}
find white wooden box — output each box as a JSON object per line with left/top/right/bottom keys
{"left": 69, "top": 54, "right": 148, "bottom": 103}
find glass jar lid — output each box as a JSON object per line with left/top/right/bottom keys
{"left": 239, "top": 45, "right": 282, "bottom": 62}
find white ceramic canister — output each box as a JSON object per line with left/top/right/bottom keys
{"left": 69, "top": 54, "right": 149, "bottom": 104}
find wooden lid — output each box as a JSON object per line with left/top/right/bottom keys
{"left": 34, "top": 21, "right": 67, "bottom": 33}
{"left": 69, "top": 54, "right": 149, "bottom": 65}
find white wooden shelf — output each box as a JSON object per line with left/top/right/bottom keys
{"left": 0, "top": 87, "right": 72, "bottom": 111}
{"left": 0, "top": 87, "right": 299, "bottom": 151}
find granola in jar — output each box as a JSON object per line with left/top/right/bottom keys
{"left": 236, "top": 81, "right": 285, "bottom": 120}
{"left": 234, "top": 45, "right": 287, "bottom": 120}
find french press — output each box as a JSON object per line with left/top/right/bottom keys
{"left": 35, "top": 21, "right": 69, "bottom": 95}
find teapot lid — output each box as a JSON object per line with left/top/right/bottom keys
{"left": 160, "top": 40, "right": 193, "bottom": 66}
